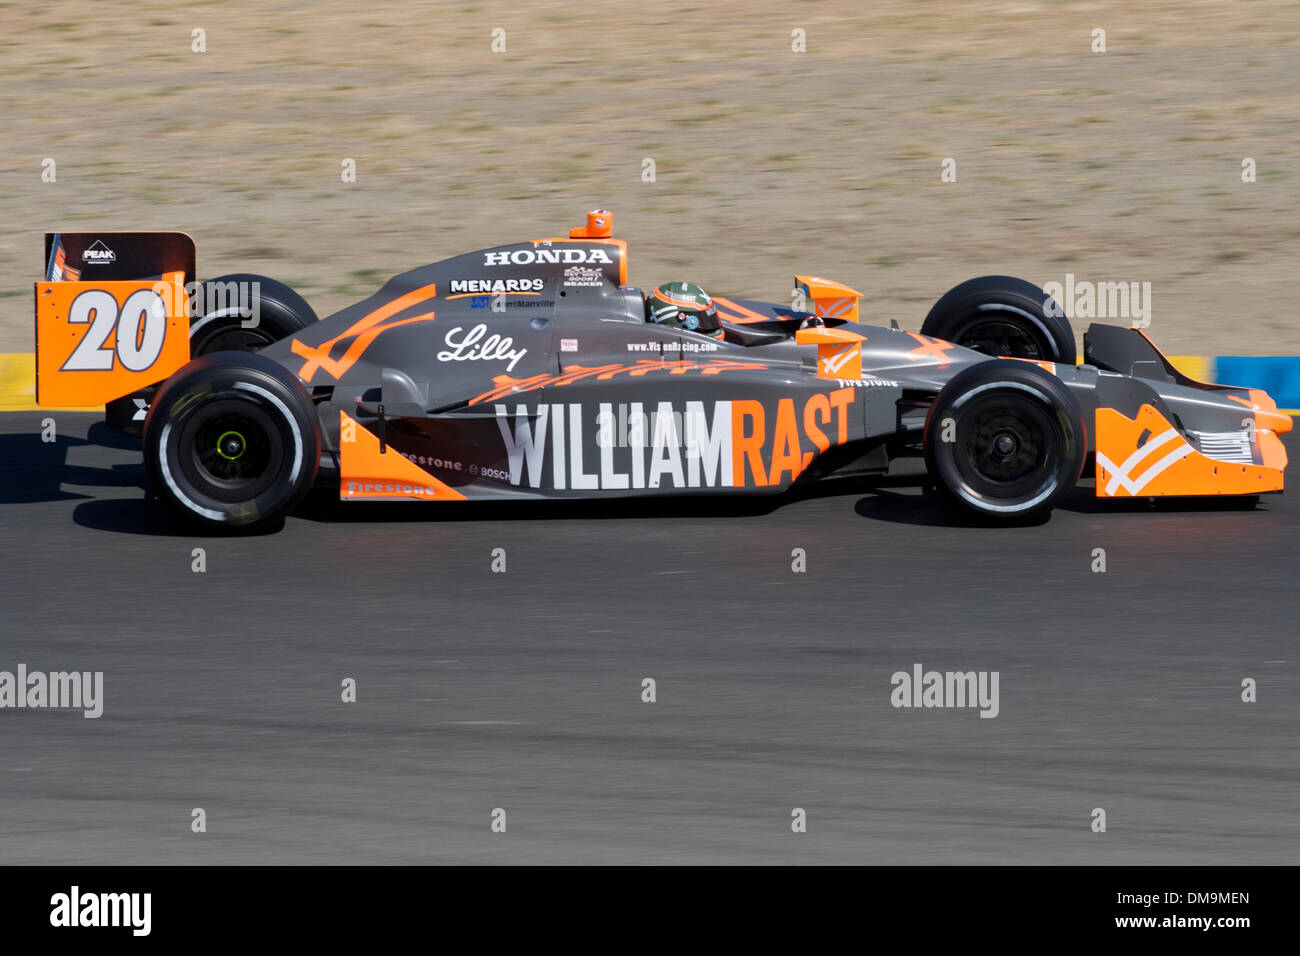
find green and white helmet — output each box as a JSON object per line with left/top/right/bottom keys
{"left": 648, "top": 282, "right": 723, "bottom": 338}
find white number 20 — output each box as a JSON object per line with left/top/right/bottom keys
{"left": 62, "top": 289, "right": 167, "bottom": 373}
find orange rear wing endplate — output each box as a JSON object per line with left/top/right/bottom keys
{"left": 35, "top": 275, "right": 193, "bottom": 406}
{"left": 35, "top": 232, "right": 196, "bottom": 407}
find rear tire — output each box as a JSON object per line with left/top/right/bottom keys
{"left": 924, "top": 360, "right": 1086, "bottom": 522}
{"left": 921, "top": 275, "right": 1075, "bottom": 364}
{"left": 143, "top": 351, "right": 320, "bottom": 531}
{"left": 107, "top": 276, "right": 318, "bottom": 440}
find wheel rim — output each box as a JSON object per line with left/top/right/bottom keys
{"left": 955, "top": 315, "right": 1047, "bottom": 359}
{"left": 215, "top": 429, "right": 248, "bottom": 461}
{"left": 178, "top": 399, "right": 285, "bottom": 502}
{"left": 954, "top": 394, "right": 1060, "bottom": 502}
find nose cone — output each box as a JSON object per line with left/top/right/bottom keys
{"left": 1244, "top": 388, "right": 1293, "bottom": 434}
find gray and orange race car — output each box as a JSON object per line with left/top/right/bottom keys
{"left": 33, "top": 210, "right": 1290, "bottom": 530}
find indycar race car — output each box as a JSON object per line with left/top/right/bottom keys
{"left": 33, "top": 210, "right": 1290, "bottom": 530}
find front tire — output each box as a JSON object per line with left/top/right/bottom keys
{"left": 143, "top": 351, "right": 320, "bottom": 531}
{"left": 924, "top": 361, "right": 1086, "bottom": 522}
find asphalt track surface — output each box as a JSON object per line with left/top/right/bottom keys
{"left": 0, "top": 411, "right": 1296, "bottom": 864}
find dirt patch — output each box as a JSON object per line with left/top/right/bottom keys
{"left": 3, "top": 0, "right": 1298, "bottom": 356}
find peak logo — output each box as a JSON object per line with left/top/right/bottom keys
{"left": 484, "top": 247, "right": 614, "bottom": 267}
{"left": 82, "top": 240, "right": 116, "bottom": 264}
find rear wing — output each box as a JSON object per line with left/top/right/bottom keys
{"left": 35, "top": 232, "right": 195, "bottom": 406}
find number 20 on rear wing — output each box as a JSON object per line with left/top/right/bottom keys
{"left": 34, "top": 232, "right": 196, "bottom": 407}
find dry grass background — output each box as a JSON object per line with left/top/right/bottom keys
{"left": 2, "top": 0, "right": 1298, "bottom": 355}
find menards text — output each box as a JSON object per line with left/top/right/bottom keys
{"left": 494, "top": 390, "right": 856, "bottom": 490}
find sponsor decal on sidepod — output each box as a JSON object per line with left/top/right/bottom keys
{"left": 438, "top": 324, "right": 528, "bottom": 372}
{"left": 493, "top": 390, "right": 856, "bottom": 491}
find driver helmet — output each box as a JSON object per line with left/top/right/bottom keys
{"left": 648, "top": 282, "right": 723, "bottom": 339}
